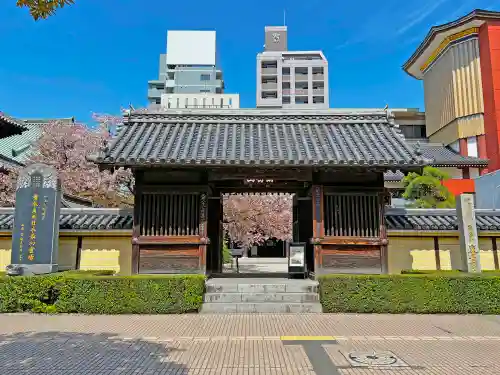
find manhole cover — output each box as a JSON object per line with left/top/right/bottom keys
{"left": 342, "top": 351, "right": 408, "bottom": 367}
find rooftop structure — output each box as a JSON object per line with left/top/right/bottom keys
{"left": 160, "top": 93, "right": 240, "bottom": 109}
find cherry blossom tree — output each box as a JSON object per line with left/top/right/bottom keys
{"left": 0, "top": 120, "right": 134, "bottom": 207}
{"left": 223, "top": 194, "right": 293, "bottom": 249}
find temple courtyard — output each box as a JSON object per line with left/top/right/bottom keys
{"left": 1, "top": 313, "right": 500, "bottom": 374}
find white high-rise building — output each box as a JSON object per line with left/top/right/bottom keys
{"left": 256, "top": 26, "right": 329, "bottom": 109}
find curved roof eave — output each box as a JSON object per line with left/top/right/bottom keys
{"left": 402, "top": 9, "right": 500, "bottom": 78}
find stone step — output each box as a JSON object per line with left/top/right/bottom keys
{"left": 204, "top": 292, "right": 319, "bottom": 303}
{"left": 200, "top": 302, "right": 323, "bottom": 313}
{"left": 205, "top": 280, "right": 318, "bottom": 294}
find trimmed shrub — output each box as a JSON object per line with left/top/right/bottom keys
{"left": 63, "top": 270, "right": 116, "bottom": 276}
{"left": 319, "top": 274, "right": 500, "bottom": 314}
{"left": 400, "top": 269, "right": 463, "bottom": 274}
{"left": 0, "top": 273, "right": 205, "bottom": 314}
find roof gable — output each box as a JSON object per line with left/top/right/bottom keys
{"left": 403, "top": 9, "right": 500, "bottom": 79}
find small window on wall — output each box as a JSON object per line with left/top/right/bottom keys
{"left": 467, "top": 136, "right": 478, "bottom": 157}
{"left": 200, "top": 74, "right": 211, "bottom": 81}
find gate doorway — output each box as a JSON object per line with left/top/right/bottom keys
{"left": 206, "top": 189, "right": 314, "bottom": 278}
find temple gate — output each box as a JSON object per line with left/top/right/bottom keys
{"left": 93, "top": 109, "right": 424, "bottom": 277}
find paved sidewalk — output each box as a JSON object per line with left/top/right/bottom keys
{"left": 1, "top": 314, "right": 500, "bottom": 374}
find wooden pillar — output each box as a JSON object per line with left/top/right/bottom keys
{"left": 492, "top": 237, "right": 499, "bottom": 270}
{"left": 198, "top": 193, "right": 208, "bottom": 274}
{"left": 433, "top": 236, "right": 441, "bottom": 270}
{"left": 312, "top": 185, "right": 324, "bottom": 275}
{"left": 75, "top": 235, "right": 83, "bottom": 270}
{"left": 379, "top": 191, "right": 389, "bottom": 274}
{"left": 131, "top": 171, "right": 144, "bottom": 274}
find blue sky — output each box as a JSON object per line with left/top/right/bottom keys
{"left": 0, "top": 0, "right": 498, "bottom": 125}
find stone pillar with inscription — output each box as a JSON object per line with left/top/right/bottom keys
{"left": 456, "top": 193, "right": 481, "bottom": 273}
{"left": 8, "top": 164, "right": 62, "bottom": 275}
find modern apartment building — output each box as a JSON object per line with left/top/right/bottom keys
{"left": 256, "top": 26, "right": 329, "bottom": 109}
{"left": 148, "top": 31, "right": 225, "bottom": 106}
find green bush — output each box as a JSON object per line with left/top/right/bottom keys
{"left": 63, "top": 269, "right": 116, "bottom": 276}
{"left": 402, "top": 269, "right": 500, "bottom": 275}
{"left": 222, "top": 241, "right": 232, "bottom": 264}
{"left": 0, "top": 273, "right": 205, "bottom": 314}
{"left": 319, "top": 274, "right": 500, "bottom": 314}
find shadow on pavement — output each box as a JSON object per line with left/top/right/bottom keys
{"left": 0, "top": 331, "right": 188, "bottom": 375}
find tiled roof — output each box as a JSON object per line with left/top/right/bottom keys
{"left": 1, "top": 207, "right": 500, "bottom": 232}
{"left": 417, "top": 142, "right": 488, "bottom": 167}
{"left": 385, "top": 208, "right": 500, "bottom": 231}
{"left": 0, "top": 154, "right": 24, "bottom": 171}
{"left": 384, "top": 170, "right": 405, "bottom": 182}
{"left": 0, "top": 208, "right": 133, "bottom": 230}
{"left": 93, "top": 110, "right": 426, "bottom": 168}
{"left": 0, "top": 112, "right": 27, "bottom": 136}
{"left": 383, "top": 141, "right": 487, "bottom": 181}
{"left": 0, "top": 118, "right": 74, "bottom": 166}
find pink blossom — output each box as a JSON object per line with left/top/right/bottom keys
{"left": 223, "top": 194, "right": 293, "bottom": 248}
{"left": 0, "top": 119, "right": 134, "bottom": 207}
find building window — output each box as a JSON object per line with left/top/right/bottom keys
{"left": 200, "top": 74, "right": 211, "bottom": 81}
{"left": 400, "top": 125, "right": 426, "bottom": 139}
{"left": 155, "top": 99, "right": 161, "bottom": 104}
{"left": 200, "top": 89, "right": 210, "bottom": 93}
{"left": 467, "top": 136, "right": 478, "bottom": 157}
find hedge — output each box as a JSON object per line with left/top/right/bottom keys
{"left": 0, "top": 273, "right": 205, "bottom": 314}
{"left": 319, "top": 274, "right": 500, "bottom": 314}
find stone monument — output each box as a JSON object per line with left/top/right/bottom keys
{"left": 7, "top": 164, "right": 61, "bottom": 275}
{"left": 456, "top": 193, "right": 481, "bottom": 273}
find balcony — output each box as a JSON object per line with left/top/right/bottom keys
{"left": 312, "top": 74, "right": 324, "bottom": 81}
{"left": 312, "top": 88, "right": 324, "bottom": 95}
{"left": 295, "top": 74, "right": 308, "bottom": 82}
{"left": 282, "top": 75, "right": 290, "bottom": 82}
{"left": 147, "top": 88, "right": 163, "bottom": 99}
{"left": 262, "top": 82, "right": 278, "bottom": 90}
{"left": 262, "top": 67, "right": 278, "bottom": 75}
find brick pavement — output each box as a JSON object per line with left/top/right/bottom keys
{"left": 1, "top": 314, "right": 500, "bottom": 374}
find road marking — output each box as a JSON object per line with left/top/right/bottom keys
{"left": 280, "top": 336, "right": 335, "bottom": 341}
{"left": 133, "top": 335, "right": 500, "bottom": 342}
{"left": 282, "top": 339, "right": 340, "bottom": 375}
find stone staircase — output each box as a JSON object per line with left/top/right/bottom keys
{"left": 200, "top": 278, "right": 323, "bottom": 313}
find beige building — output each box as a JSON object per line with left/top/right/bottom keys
{"left": 403, "top": 9, "right": 500, "bottom": 174}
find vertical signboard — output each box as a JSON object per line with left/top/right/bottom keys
{"left": 456, "top": 193, "right": 481, "bottom": 273}
{"left": 10, "top": 164, "right": 61, "bottom": 275}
